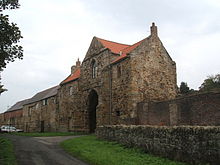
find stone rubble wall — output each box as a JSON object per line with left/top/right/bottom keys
{"left": 96, "top": 125, "right": 220, "bottom": 165}
{"left": 23, "top": 96, "right": 57, "bottom": 132}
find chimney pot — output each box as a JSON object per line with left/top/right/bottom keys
{"left": 150, "top": 22, "right": 158, "bottom": 37}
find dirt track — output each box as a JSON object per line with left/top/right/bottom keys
{"left": 4, "top": 135, "right": 88, "bottom": 165}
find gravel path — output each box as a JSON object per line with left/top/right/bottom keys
{"left": 4, "top": 135, "right": 88, "bottom": 165}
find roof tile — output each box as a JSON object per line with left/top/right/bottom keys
{"left": 61, "top": 68, "right": 80, "bottom": 85}
{"left": 97, "top": 38, "right": 130, "bottom": 54}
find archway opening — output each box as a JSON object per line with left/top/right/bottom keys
{"left": 88, "top": 90, "right": 98, "bottom": 133}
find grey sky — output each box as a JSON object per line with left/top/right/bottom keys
{"left": 1, "top": 0, "right": 220, "bottom": 113}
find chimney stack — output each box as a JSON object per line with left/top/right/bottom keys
{"left": 150, "top": 22, "right": 158, "bottom": 37}
{"left": 71, "top": 58, "right": 81, "bottom": 74}
{"left": 76, "top": 58, "right": 81, "bottom": 67}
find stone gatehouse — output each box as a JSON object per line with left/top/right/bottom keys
{"left": 0, "top": 23, "right": 177, "bottom": 132}
{"left": 57, "top": 23, "right": 177, "bottom": 132}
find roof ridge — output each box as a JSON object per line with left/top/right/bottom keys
{"left": 121, "top": 38, "right": 146, "bottom": 52}
{"left": 97, "top": 37, "right": 131, "bottom": 46}
{"left": 39, "top": 85, "right": 59, "bottom": 93}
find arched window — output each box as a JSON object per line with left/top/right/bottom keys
{"left": 91, "top": 60, "right": 98, "bottom": 78}
{"left": 117, "top": 65, "right": 122, "bottom": 78}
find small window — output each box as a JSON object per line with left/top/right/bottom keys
{"left": 43, "top": 99, "right": 48, "bottom": 106}
{"left": 117, "top": 65, "right": 122, "bottom": 78}
{"left": 116, "top": 110, "right": 121, "bottom": 116}
{"left": 28, "top": 107, "right": 32, "bottom": 117}
{"left": 91, "top": 60, "right": 98, "bottom": 78}
{"left": 69, "top": 86, "right": 73, "bottom": 95}
{"left": 36, "top": 103, "right": 39, "bottom": 109}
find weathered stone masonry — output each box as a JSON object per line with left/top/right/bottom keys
{"left": 96, "top": 125, "right": 220, "bottom": 165}
{"left": 23, "top": 86, "right": 59, "bottom": 132}
{"left": 55, "top": 23, "right": 177, "bottom": 132}
{"left": 1, "top": 23, "right": 220, "bottom": 133}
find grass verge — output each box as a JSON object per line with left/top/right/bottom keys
{"left": 12, "top": 132, "right": 85, "bottom": 137}
{"left": 60, "top": 135, "right": 186, "bottom": 165}
{"left": 0, "top": 136, "right": 17, "bottom": 165}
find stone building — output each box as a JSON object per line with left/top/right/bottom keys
{"left": 1, "top": 23, "right": 178, "bottom": 133}
{"left": 23, "top": 85, "right": 59, "bottom": 132}
{"left": 0, "top": 112, "right": 4, "bottom": 126}
{"left": 57, "top": 23, "right": 177, "bottom": 132}
{"left": 2, "top": 99, "right": 29, "bottom": 129}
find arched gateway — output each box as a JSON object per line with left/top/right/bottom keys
{"left": 88, "top": 89, "right": 98, "bottom": 133}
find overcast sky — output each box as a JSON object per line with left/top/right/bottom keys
{"left": 0, "top": 0, "right": 220, "bottom": 113}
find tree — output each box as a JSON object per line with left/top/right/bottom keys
{"left": 199, "top": 74, "right": 220, "bottom": 92}
{"left": 179, "top": 82, "right": 190, "bottom": 94}
{"left": 0, "top": 0, "right": 23, "bottom": 94}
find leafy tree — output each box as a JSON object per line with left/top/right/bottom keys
{"left": 0, "top": 0, "right": 23, "bottom": 94}
{"left": 179, "top": 82, "right": 190, "bottom": 94}
{"left": 199, "top": 74, "right": 220, "bottom": 91}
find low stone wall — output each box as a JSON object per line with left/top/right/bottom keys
{"left": 96, "top": 125, "right": 220, "bottom": 165}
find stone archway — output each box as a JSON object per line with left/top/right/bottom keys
{"left": 88, "top": 89, "right": 98, "bottom": 133}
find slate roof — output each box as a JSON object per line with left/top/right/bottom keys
{"left": 61, "top": 68, "right": 80, "bottom": 85}
{"left": 6, "top": 99, "right": 30, "bottom": 112}
{"left": 24, "top": 85, "right": 59, "bottom": 105}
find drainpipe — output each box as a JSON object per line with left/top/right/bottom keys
{"left": 108, "top": 52, "right": 112, "bottom": 125}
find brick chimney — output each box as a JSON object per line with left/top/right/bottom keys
{"left": 150, "top": 22, "right": 158, "bottom": 37}
{"left": 71, "top": 58, "right": 81, "bottom": 74}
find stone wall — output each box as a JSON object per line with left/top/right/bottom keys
{"left": 96, "top": 125, "right": 220, "bottom": 165}
{"left": 23, "top": 96, "right": 58, "bottom": 132}
{"left": 3, "top": 110, "right": 23, "bottom": 129}
{"left": 80, "top": 38, "right": 119, "bottom": 130}
{"left": 137, "top": 91, "right": 220, "bottom": 126}
{"left": 57, "top": 80, "right": 85, "bottom": 132}
{"left": 129, "top": 35, "right": 177, "bottom": 103}
{"left": 0, "top": 113, "right": 4, "bottom": 126}
{"left": 110, "top": 58, "right": 135, "bottom": 125}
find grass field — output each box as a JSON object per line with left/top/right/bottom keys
{"left": 13, "top": 132, "right": 85, "bottom": 137}
{"left": 60, "top": 135, "right": 186, "bottom": 165}
{"left": 0, "top": 136, "right": 17, "bottom": 165}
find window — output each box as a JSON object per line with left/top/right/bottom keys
{"left": 42, "top": 99, "right": 48, "bottom": 106}
{"left": 69, "top": 86, "right": 73, "bottom": 95}
{"left": 116, "top": 110, "right": 121, "bottom": 116}
{"left": 28, "top": 107, "right": 32, "bottom": 117}
{"left": 36, "top": 103, "right": 39, "bottom": 109}
{"left": 91, "top": 60, "right": 98, "bottom": 78}
{"left": 117, "top": 65, "right": 122, "bottom": 78}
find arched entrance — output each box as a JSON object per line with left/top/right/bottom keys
{"left": 88, "top": 89, "right": 98, "bottom": 133}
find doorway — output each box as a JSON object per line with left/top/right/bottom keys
{"left": 88, "top": 90, "right": 98, "bottom": 133}
{"left": 40, "top": 121, "right": 44, "bottom": 133}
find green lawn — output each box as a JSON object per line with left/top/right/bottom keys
{"left": 60, "top": 135, "right": 186, "bottom": 165}
{"left": 0, "top": 136, "right": 17, "bottom": 165}
{"left": 13, "top": 132, "right": 85, "bottom": 137}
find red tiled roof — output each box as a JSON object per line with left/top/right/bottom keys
{"left": 61, "top": 68, "right": 80, "bottom": 85}
{"left": 112, "top": 39, "right": 145, "bottom": 64}
{"left": 97, "top": 38, "right": 130, "bottom": 54}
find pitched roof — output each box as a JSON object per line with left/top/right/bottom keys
{"left": 61, "top": 68, "right": 80, "bottom": 85}
{"left": 97, "top": 38, "right": 130, "bottom": 54}
{"left": 6, "top": 99, "right": 30, "bottom": 112}
{"left": 24, "top": 85, "right": 59, "bottom": 105}
{"left": 112, "top": 38, "right": 145, "bottom": 64}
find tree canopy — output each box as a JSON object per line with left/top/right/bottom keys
{"left": 199, "top": 74, "right": 220, "bottom": 92}
{"left": 0, "top": 0, "right": 23, "bottom": 70}
{"left": 179, "top": 82, "right": 190, "bottom": 94}
{"left": 0, "top": 0, "right": 23, "bottom": 94}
